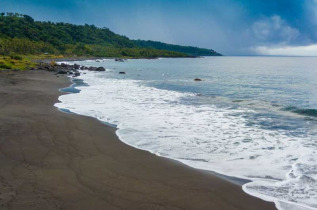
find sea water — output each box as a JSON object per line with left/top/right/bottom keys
{"left": 55, "top": 57, "right": 317, "bottom": 210}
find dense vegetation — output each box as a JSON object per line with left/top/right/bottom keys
{"left": 134, "top": 40, "right": 221, "bottom": 56}
{"left": 0, "top": 13, "right": 221, "bottom": 59}
{"left": 0, "top": 55, "right": 37, "bottom": 70}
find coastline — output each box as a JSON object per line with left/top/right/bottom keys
{"left": 0, "top": 70, "right": 275, "bottom": 209}
{"left": 34, "top": 56, "right": 201, "bottom": 64}
{"left": 59, "top": 77, "right": 253, "bottom": 187}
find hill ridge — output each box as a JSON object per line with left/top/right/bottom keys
{"left": 0, "top": 12, "right": 221, "bottom": 58}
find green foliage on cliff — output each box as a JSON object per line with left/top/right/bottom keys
{"left": 134, "top": 40, "right": 221, "bottom": 56}
{"left": 0, "top": 38, "right": 58, "bottom": 55}
{"left": 0, "top": 13, "right": 221, "bottom": 58}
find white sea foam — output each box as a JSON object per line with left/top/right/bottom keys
{"left": 55, "top": 71, "right": 317, "bottom": 210}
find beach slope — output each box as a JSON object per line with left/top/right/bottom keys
{"left": 0, "top": 71, "right": 275, "bottom": 210}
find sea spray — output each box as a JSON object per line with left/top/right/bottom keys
{"left": 55, "top": 72, "right": 316, "bottom": 210}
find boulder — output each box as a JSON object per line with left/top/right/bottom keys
{"left": 194, "top": 78, "right": 202, "bottom": 81}
{"left": 74, "top": 72, "right": 80, "bottom": 77}
{"left": 48, "top": 66, "right": 57, "bottom": 72}
{"left": 96, "top": 67, "right": 105, "bottom": 71}
{"left": 57, "top": 70, "right": 67, "bottom": 74}
{"left": 119, "top": 72, "right": 126, "bottom": 74}
{"left": 88, "top": 66, "right": 97, "bottom": 71}
{"left": 74, "top": 64, "right": 80, "bottom": 69}
{"left": 115, "top": 58, "right": 124, "bottom": 62}
{"left": 67, "top": 65, "right": 74, "bottom": 70}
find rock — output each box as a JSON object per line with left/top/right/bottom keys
{"left": 61, "top": 63, "right": 68, "bottom": 67}
{"left": 96, "top": 67, "right": 105, "bottom": 71}
{"left": 67, "top": 65, "right": 74, "bottom": 70}
{"left": 119, "top": 72, "right": 126, "bottom": 74}
{"left": 115, "top": 58, "right": 124, "bottom": 62}
{"left": 74, "top": 64, "right": 80, "bottom": 69}
{"left": 46, "top": 66, "right": 53, "bottom": 71}
{"left": 88, "top": 66, "right": 97, "bottom": 71}
{"left": 57, "top": 70, "right": 67, "bottom": 74}
{"left": 74, "top": 72, "right": 80, "bottom": 77}
{"left": 194, "top": 78, "right": 202, "bottom": 81}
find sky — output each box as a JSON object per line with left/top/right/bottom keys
{"left": 1, "top": 0, "right": 317, "bottom": 56}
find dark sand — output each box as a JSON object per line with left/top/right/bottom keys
{"left": 0, "top": 70, "right": 276, "bottom": 210}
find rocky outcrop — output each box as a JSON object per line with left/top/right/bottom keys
{"left": 74, "top": 64, "right": 80, "bottom": 70}
{"left": 96, "top": 67, "right": 105, "bottom": 71}
{"left": 57, "top": 70, "right": 67, "bottom": 74}
{"left": 115, "top": 58, "right": 124, "bottom": 62}
{"left": 36, "top": 62, "right": 107, "bottom": 77}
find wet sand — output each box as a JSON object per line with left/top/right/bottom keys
{"left": 0, "top": 70, "right": 276, "bottom": 210}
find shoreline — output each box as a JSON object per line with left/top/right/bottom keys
{"left": 0, "top": 70, "right": 276, "bottom": 209}
{"left": 34, "top": 55, "right": 206, "bottom": 64}
{"left": 59, "top": 77, "right": 251, "bottom": 187}
{"left": 59, "top": 76, "right": 253, "bottom": 185}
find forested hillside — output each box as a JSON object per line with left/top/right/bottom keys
{"left": 0, "top": 13, "right": 221, "bottom": 58}
{"left": 134, "top": 40, "right": 221, "bottom": 56}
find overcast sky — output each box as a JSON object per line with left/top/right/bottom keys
{"left": 2, "top": 0, "right": 317, "bottom": 55}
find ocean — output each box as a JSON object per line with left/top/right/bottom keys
{"left": 55, "top": 56, "right": 317, "bottom": 210}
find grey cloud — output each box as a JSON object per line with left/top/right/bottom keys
{"left": 252, "top": 15, "right": 300, "bottom": 44}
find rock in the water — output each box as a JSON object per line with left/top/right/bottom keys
{"left": 115, "top": 58, "right": 124, "bottom": 62}
{"left": 74, "top": 64, "right": 80, "bottom": 69}
{"left": 96, "top": 67, "right": 105, "bottom": 71}
{"left": 74, "top": 72, "right": 80, "bottom": 77}
{"left": 88, "top": 66, "right": 97, "bottom": 71}
{"left": 194, "top": 78, "right": 202, "bottom": 81}
{"left": 119, "top": 72, "right": 126, "bottom": 74}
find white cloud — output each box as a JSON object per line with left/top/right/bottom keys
{"left": 252, "top": 15, "right": 299, "bottom": 43}
{"left": 253, "top": 44, "right": 317, "bottom": 56}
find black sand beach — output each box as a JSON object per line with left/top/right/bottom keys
{"left": 0, "top": 70, "right": 276, "bottom": 210}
